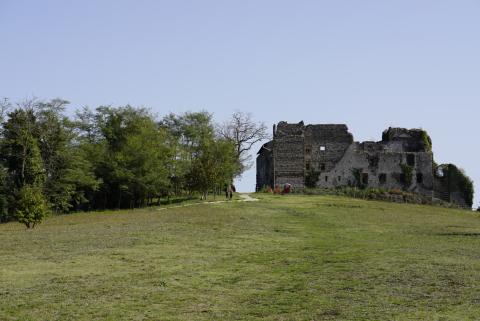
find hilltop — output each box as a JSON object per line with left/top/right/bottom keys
{"left": 1, "top": 195, "right": 480, "bottom": 320}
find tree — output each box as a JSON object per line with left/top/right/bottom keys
{"left": 1, "top": 108, "right": 45, "bottom": 189}
{"left": 36, "top": 99, "right": 100, "bottom": 213}
{"left": 86, "top": 106, "right": 171, "bottom": 209}
{"left": 187, "top": 137, "right": 238, "bottom": 199}
{"left": 0, "top": 164, "right": 8, "bottom": 222}
{"left": 218, "top": 111, "right": 269, "bottom": 175}
{"left": 0, "top": 98, "right": 11, "bottom": 124}
{"left": 160, "top": 111, "right": 215, "bottom": 195}
{"left": 15, "top": 185, "right": 49, "bottom": 229}
{"left": 1, "top": 105, "right": 47, "bottom": 227}
{"left": 0, "top": 99, "right": 9, "bottom": 221}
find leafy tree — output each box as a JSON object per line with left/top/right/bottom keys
{"left": 0, "top": 164, "right": 8, "bottom": 222}
{"left": 0, "top": 98, "right": 255, "bottom": 217}
{"left": 15, "top": 185, "right": 49, "bottom": 228}
{"left": 187, "top": 138, "right": 238, "bottom": 199}
{"left": 36, "top": 100, "right": 99, "bottom": 213}
{"left": 0, "top": 99, "right": 11, "bottom": 222}
{"left": 86, "top": 106, "right": 171, "bottom": 208}
{"left": 161, "top": 111, "right": 215, "bottom": 195}
{"left": 1, "top": 106, "right": 47, "bottom": 227}
{"left": 1, "top": 108, "right": 45, "bottom": 189}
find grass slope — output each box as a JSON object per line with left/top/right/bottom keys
{"left": 1, "top": 195, "right": 480, "bottom": 321}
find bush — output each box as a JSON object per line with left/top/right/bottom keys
{"left": 15, "top": 185, "right": 49, "bottom": 229}
{"left": 305, "top": 170, "right": 320, "bottom": 188}
{"left": 440, "top": 164, "right": 474, "bottom": 208}
{"left": 400, "top": 163, "right": 413, "bottom": 189}
{"left": 420, "top": 130, "right": 433, "bottom": 152}
{"left": 351, "top": 168, "right": 365, "bottom": 189}
{"left": 298, "top": 187, "right": 459, "bottom": 208}
{"left": 262, "top": 186, "right": 273, "bottom": 193}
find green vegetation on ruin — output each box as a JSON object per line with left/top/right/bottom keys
{"left": 420, "top": 129, "right": 433, "bottom": 152}
{"left": 400, "top": 163, "right": 414, "bottom": 189}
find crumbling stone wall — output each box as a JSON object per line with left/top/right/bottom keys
{"left": 273, "top": 122, "right": 305, "bottom": 187}
{"left": 304, "top": 124, "right": 353, "bottom": 173}
{"left": 256, "top": 122, "right": 473, "bottom": 207}
{"left": 256, "top": 141, "right": 273, "bottom": 191}
{"left": 433, "top": 164, "right": 474, "bottom": 208}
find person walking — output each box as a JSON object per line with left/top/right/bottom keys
{"left": 225, "top": 183, "right": 235, "bottom": 200}
{"left": 226, "top": 184, "right": 232, "bottom": 200}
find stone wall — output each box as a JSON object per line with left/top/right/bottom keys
{"left": 273, "top": 122, "right": 305, "bottom": 188}
{"left": 314, "top": 142, "right": 434, "bottom": 198}
{"left": 256, "top": 121, "right": 471, "bottom": 207}
{"left": 256, "top": 141, "right": 273, "bottom": 191}
{"left": 304, "top": 124, "right": 353, "bottom": 173}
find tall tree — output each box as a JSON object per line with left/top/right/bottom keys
{"left": 218, "top": 111, "right": 269, "bottom": 175}
{"left": 1, "top": 108, "right": 45, "bottom": 188}
{"left": 88, "top": 106, "right": 171, "bottom": 208}
{"left": 1, "top": 106, "right": 48, "bottom": 227}
{"left": 0, "top": 98, "right": 10, "bottom": 221}
{"left": 36, "top": 99, "right": 100, "bottom": 213}
{"left": 161, "top": 111, "right": 215, "bottom": 195}
{"left": 187, "top": 137, "right": 238, "bottom": 199}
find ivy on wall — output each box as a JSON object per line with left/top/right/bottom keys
{"left": 351, "top": 168, "right": 366, "bottom": 189}
{"left": 420, "top": 130, "right": 433, "bottom": 152}
{"left": 305, "top": 170, "right": 320, "bottom": 188}
{"left": 445, "top": 164, "right": 474, "bottom": 208}
{"left": 400, "top": 163, "right": 414, "bottom": 189}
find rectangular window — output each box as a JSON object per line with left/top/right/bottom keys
{"left": 320, "top": 163, "right": 326, "bottom": 171}
{"left": 416, "top": 173, "right": 424, "bottom": 184}
{"left": 306, "top": 162, "right": 310, "bottom": 171}
{"left": 320, "top": 146, "right": 326, "bottom": 151}
{"left": 305, "top": 148, "right": 311, "bottom": 154}
{"left": 325, "top": 176, "right": 328, "bottom": 182}
{"left": 338, "top": 176, "right": 341, "bottom": 182}
{"left": 379, "top": 173, "right": 387, "bottom": 184}
{"left": 407, "top": 154, "right": 415, "bottom": 166}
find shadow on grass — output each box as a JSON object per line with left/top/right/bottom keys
{"left": 437, "top": 232, "right": 480, "bottom": 237}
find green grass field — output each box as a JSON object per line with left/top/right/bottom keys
{"left": 1, "top": 194, "right": 480, "bottom": 321}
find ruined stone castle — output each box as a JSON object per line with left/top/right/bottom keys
{"left": 256, "top": 121, "right": 473, "bottom": 208}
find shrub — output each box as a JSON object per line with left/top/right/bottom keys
{"left": 440, "top": 164, "right": 474, "bottom": 208}
{"left": 351, "top": 168, "right": 366, "bottom": 189}
{"left": 400, "top": 163, "right": 413, "bottom": 189}
{"left": 305, "top": 170, "right": 320, "bottom": 188}
{"left": 15, "top": 185, "right": 49, "bottom": 229}
{"left": 296, "top": 187, "right": 460, "bottom": 208}
{"left": 420, "top": 130, "right": 432, "bottom": 152}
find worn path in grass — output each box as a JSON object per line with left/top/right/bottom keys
{"left": 1, "top": 194, "right": 480, "bottom": 321}
{"left": 157, "top": 193, "right": 258, "bottom": 211}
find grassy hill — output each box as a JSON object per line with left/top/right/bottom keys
{"left": 1, "top": 194, "right": 480, "bottom": 321}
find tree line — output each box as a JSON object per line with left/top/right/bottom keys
{"left": 0, "top": 98, "right": 268, "bottom": 227}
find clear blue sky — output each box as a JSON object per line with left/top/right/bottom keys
{"left": 1, "top": 0, "right": 479, "bottom": 207}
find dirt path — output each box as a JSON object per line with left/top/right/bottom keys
{"left": 157, "top": 193, "right": 258, "bottom": 211}
{"left": 239, "top": 193, "right": 259, "bottom": 202}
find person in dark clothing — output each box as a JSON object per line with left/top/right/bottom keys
{"left": 226, "top": 184, "right": 235, "bottom": 200}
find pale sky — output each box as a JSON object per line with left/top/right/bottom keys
{"left": 1, "top": 0, "right": 479, "bottom": 207}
